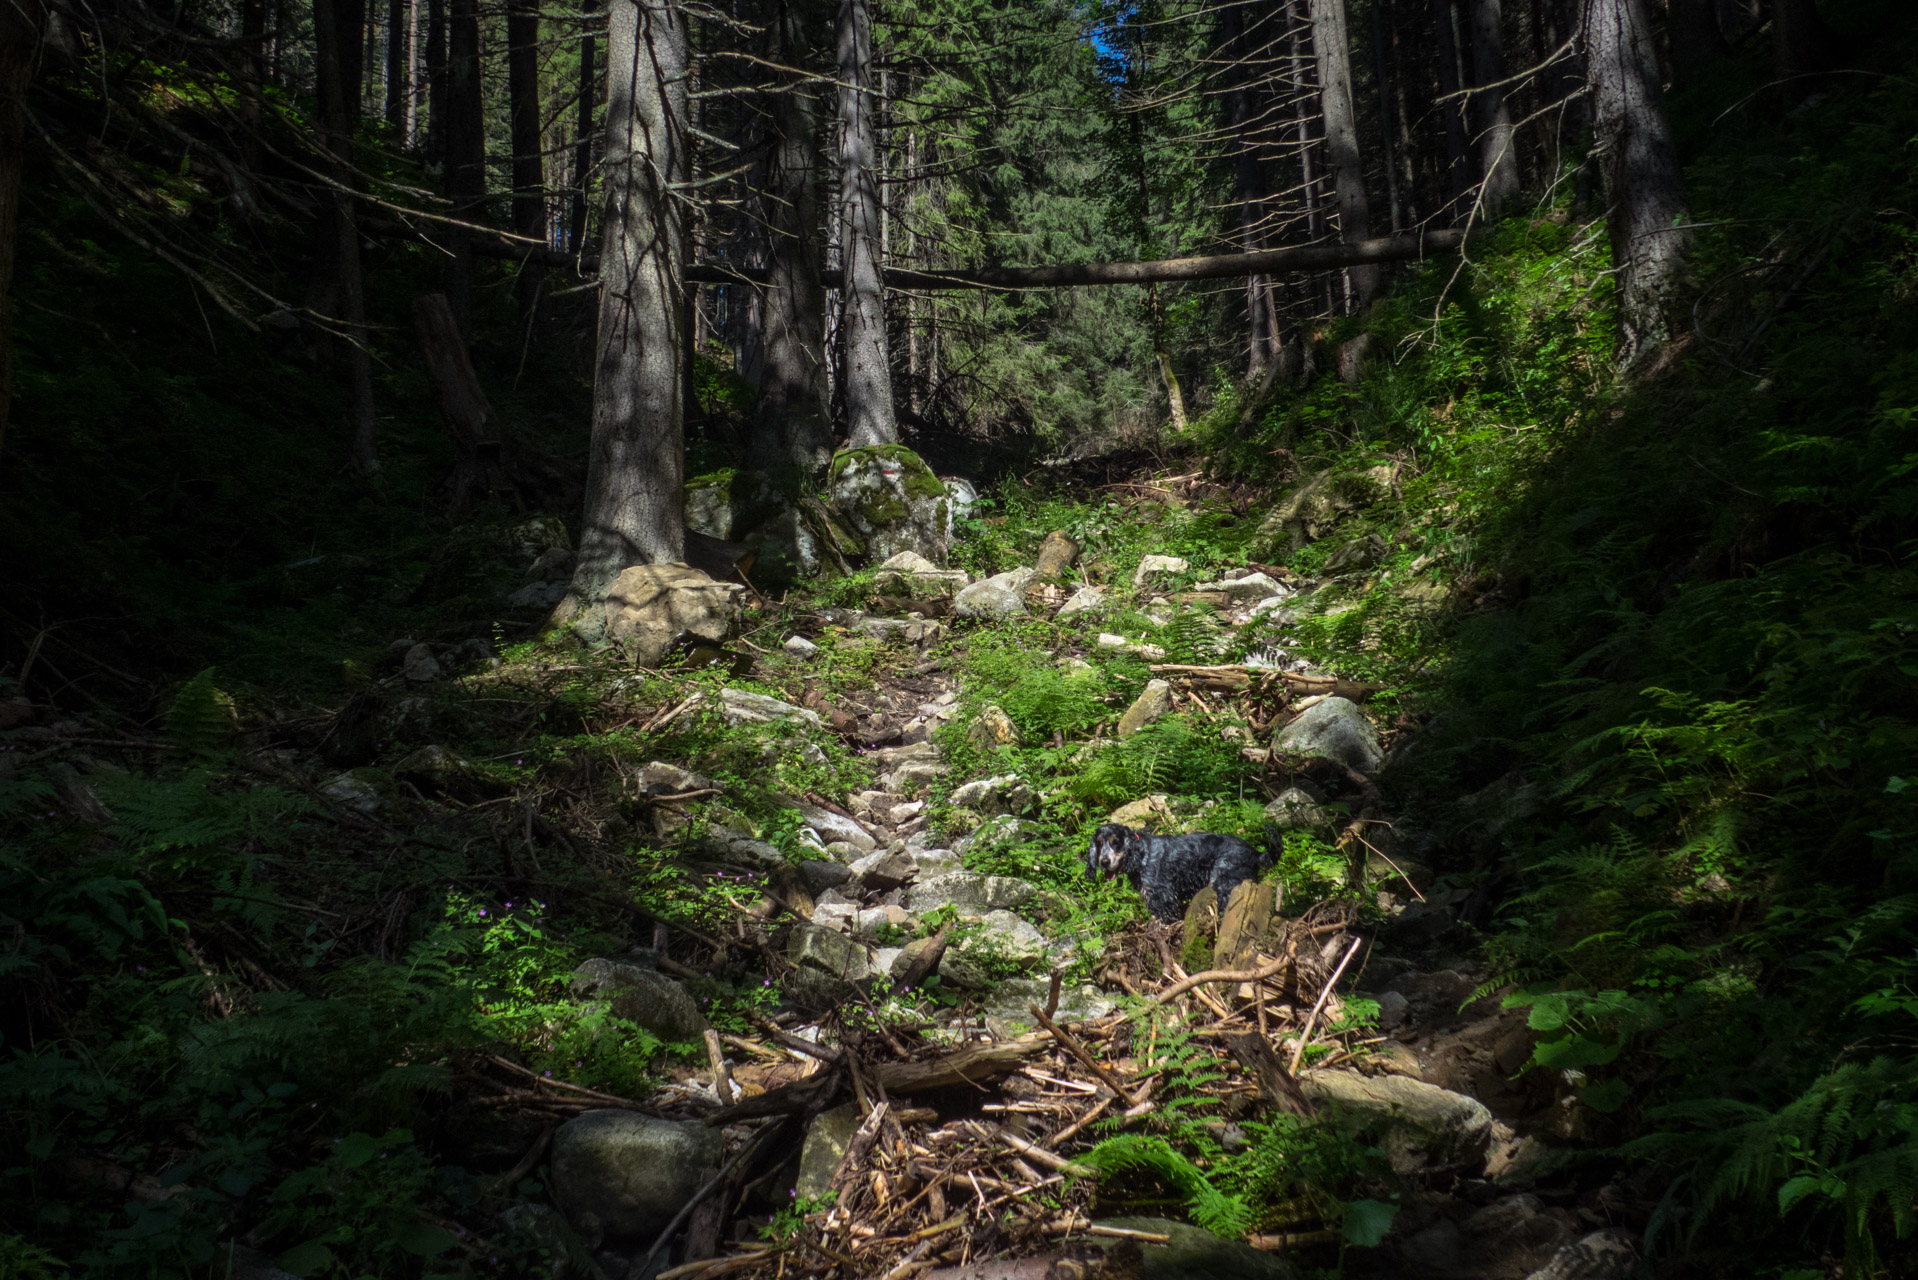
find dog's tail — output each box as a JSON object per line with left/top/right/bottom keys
{"left": 1263, "top": 821, "right": 1286, "bottom": 870}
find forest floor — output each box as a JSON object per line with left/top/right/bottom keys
{"left": 1, "top": 459, "right": 1650, "bottom": 1280}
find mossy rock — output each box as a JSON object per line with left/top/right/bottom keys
{"left": 827, "top": 446, "right": 950, "bottom": 565}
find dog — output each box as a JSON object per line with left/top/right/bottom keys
{"left": 1084, "top": 823, "right": 1274, "bottom": 922}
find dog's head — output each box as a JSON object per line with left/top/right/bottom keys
{"left": 1085, "top": 824, "right": 1137, "bottom": 881}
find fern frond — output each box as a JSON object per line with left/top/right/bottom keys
{"left": 1077, "top": 1134, "right": 1253, "bottom": 1237}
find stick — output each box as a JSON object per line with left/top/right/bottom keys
{"left": 1028, "top": 1004, "right": 1136, "bottom": 1103}
{"left": 1048, "top": 1095, "right": 1113, "bottom": 1147}
{"left": 1043, "top": 1219, "right": 1172, "bottom": 1243}
{"left": 703, "top": 1029, "right": 737, "bottom": 1104}
{"left": 487, "top": 1119, "right": 556, "bottom": 1195}
{"left": 639, "top": 691, "right": 704, "bottom": 735}
{"left": 976, "top": 1122, "right": 1094, "bottom": 1178}
{"left": 1149, "top": 952, "right": 1291, "bottom": 1006}
{"left": 1289, "top": 936, "right": 1365, "bottom": 1073}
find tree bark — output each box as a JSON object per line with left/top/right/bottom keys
{"left": 1581, "top": 0, "right": 1689, "bottom": 367}
{"left": 385, "top": 0, "right": 407, "bottom": 127}
{"left": 1370, "top": 0, "right": 1403, "bottom": 232}
{"left": 570, "top": 0, "right": 597, "bottom": 252}
{"left": 508, "top": 0, "right": 545, "bottom": 325}
{"left": 314, "top": 0, "right": 382, "bottom": 475}
{"left": 564, "top": 0, "right": 689, "bottom": 612}
{"left": 749, "top": 0, "right": 831, "bottom": 473}
{"left": 835, "top": 0, "right": 896, "bottom": 448}
{"left": 444, "top": 0, "right": 484, "bottom": 328}
{"left": 0, "top": 0, "right": 45, "bottom": 459}
{"left": 1466, "top": 0, "right": 1520, "bottom": 216}
{"left": 1223, "top": 0, "right": 1276, "bottom": 376}
{"left": 414, "top": 292, "right": 507, "bottom": 507}
{"left": 1307, "top": 0, "right": 1377, "bottom": 309}
{"left": 425, "top": 0, "right": 447, "bottom": 164}
{"left": 1431, "top": 0, "right": 1473, "bottom": 214}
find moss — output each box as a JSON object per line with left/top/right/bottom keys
{"left": 830, "top": 445, "right": 948, "bottom": 502}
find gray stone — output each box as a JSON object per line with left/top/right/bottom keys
{"left": 401, "top": 642, "right": 441, "bottom": 682}
{"left": 792, "top": 802, "right": 877, "bottom": 854}
{"left": 941, "top": 910, "right": 1048, "bottom": 988}
{"left": 598, "top": 564, "right": 745, "bottom": 660}
{"left": 1264, "top": 786, "right": 1332, "bottom": 834}
{"left": 1132, "top": 555, "right": 1190, "bottom": 588}
{"left": 1522, "top": 1230, "right": 1639, "bottom": 1280}
{"left": 949, "top": 774, "right": 1035, "bottom": 817}
{"left": 827, "top": 446, "right": 950, "bottom": 564}
{"left": 854, "top": 852, "right": 918, "bottom": 892}
{"left": 1376, "top": 990, "right": 1410, "bottom": 1031}
{"left": 319, "top": 770, "right": 386, "bottom": 815}
{"left": 967, "top": 705, "right": 1021, "bottom": 749}
{"left": 1090, "top": 1217, "right": 1295, "bottom": 1280}
{"left": 794, "top": 1103, "right": 861, "bottom": 1201}
{"left": 811, "top": 901, "right": 858, "bottom": 930}
{"left": 787, "top": 923, "right": 870, "bottom": 981}
{"left": 854, "top": 616, "right": 943, "bottom": 646}
{"left": 708, "top": 833, "right": 784, "bottom": 868}
{"left": 1324, "top": 532, "right": 1389, "bottom": 574}
{"left": 873, "top": 550, "right": 970, "bottom": 598}
{"left": 569, "top": 960, "right": 709, "bottom": 1041}
{"left": 953, "top": 569, "right": 1034, "bottom": 619}
{"left": 1117, "top": 679, "right": 1175, "bottom": 738}
{"left": 718, "top": 689, "right": 821, "bottom": 727}
{"left": 1301, "top": 1069, "right": 1493, "bottom": 1172}
{"left": 549, "top": 1111, "right": 722, "bottom": 1244}
{"left": 635, "top": 761, "right": 718, "bottom": 795}
{"left": 907, "top": 872, "right": 1037, "bottom": 916}
{"left": 783, "top": 635, "right": 819, "bottom": 658}
{"left": 912, "top": 848, "right": 963, "bottom": 877}
{"left": 508, "top": 581, "right": 570, "bottom": 610}
{"left": 981, "top": 978, "right": 1117, "bottom": 1039}
{"left": 798, "top": 860, "right": 853, "bottom": 895}
{"left": 1056, "top": 585, "right": 1107, "bottom": 618}
{"left": 393, "top": 745, "right": 497, "bottom": 798}
{"left": 1191, "top": 572, "right": 1285, "bottom": 601}
{"left": 951, "top": 814, "right": 1024, "bottom": 858}
{"left": 1273, "top": 696, "right": 1383, "bottom": 775}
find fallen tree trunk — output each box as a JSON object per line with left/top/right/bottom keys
{"left": 372, "top": 219, "right": 1468, "bottom": 290}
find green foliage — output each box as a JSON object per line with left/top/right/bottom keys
{"left": 1077, "top": 1135, "right": 1252, "bottom": 1237}
{"left": 1068, "top": 717, "right": 1251, "bottom": 810}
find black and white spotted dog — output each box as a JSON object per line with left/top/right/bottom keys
{"left": 1084, "top": 823, "right": 1272, "bottom": 922}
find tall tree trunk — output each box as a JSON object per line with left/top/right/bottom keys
{"left": 508, "top": 0, "right": 545, "bottom": 326}
{"left": 1581, "top": 0, "right": 1689, "bottom": 366}
{"left": 1223, "top": 0, "right": 1276, "bottom": 375}
{"left": 241, "top": 0, "right": 266, "bottom": 165}
{"left": 425, "top": 0, "right": 447, "bottom": 164}
{"left": 1370, "top": 0, "right": 1403, "bottom": 232}
{"left": 0, "top": 0, "right": 46, "bottom": 458}
{"left": 403, "top": 0, "right": 419, "bottom": 146}
{"left": 314, "top": 0, "right": 382, "bottom": 474}
{"left": 1466, "top": 0, "right": 1520, "bottom": 216}
{"left": 565, "top": 0, "right": 688, "bottom": 611}
{"left": 385, "top": 0, "right": 406, "bottom": 126}
{"left": 444, "top": 0, "right": 484, "bottom": 329}
{"left": 1432, "top": 0, "right": 1473, "bottom": 214}
{"left": 749, "top": 0, "right": 831, "bottom": 472}
{"left": 1289, "top": 1, "right": 1324, "bottom": 241}
{"left": 1308, "top": 0, "right": 1377, "bottom": 310}
{"left": 569, "top": 0, "right": 597, "bottom": 252}
{"left": 835, "top": 0, "right": 895, "bottom": 448}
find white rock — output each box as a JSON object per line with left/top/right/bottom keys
{"left": 1192, "top": 572, "right": 1286, "bottom": 600}
{"left": 783, "top": 635, "right": 819, "bottom": 657}
{"left": 1056, "top": 585, "right": 1107, "bottom": 618}
{"left": 717, "top": 689, "right": 821, "bottom": 727}
{"left": 1132, "top": 554, "right": 1190, "bottom": 587}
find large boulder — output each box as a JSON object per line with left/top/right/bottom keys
{"left": 685, "top": 470, "right": 827, "bottom": 586}
{"left": 600, "top": 564, "right": 744, "bottom": 664}
{"left": 787, "top": 922, "right": 870, "bottom": 981}
{"left": 569, "top": 959, "right": 709, "bottom": 1040}
{"left": 982, "top": 978, "right": 1116, "bottom": 1039}
{"left": 940, "top": 910, "right": 1049, "bottom": 988}
{"left": 907, "top": 872, "right": 1037, "bottom": 916}
{"left": 548, "top": 1111, "right": 723, "bottom": 1244}
{"left": 827, "top": 446, "right": 950, "bottom": 565}
{"left": 1273, "top": 697, "right": 1383, "bottom": 774}
{"left": 716, "top": 689, "right": 821, "bottom": 728}
{"left": 1264, "top": 785, "right": 1332, "bottom": 835}
{"left": 1302, "top": 1069, "right": 1494, "bottom": 1172}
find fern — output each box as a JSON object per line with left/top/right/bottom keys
{"left": 1076, "top": 1135, "right": 1253, "bottom": 1237}
{"left": 164, "top": 668, "right": 237, "bottom": 755}
{"left": 1632, "top": 1056, "right": 1918, "bottom": 1267}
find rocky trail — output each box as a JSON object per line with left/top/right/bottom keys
{"left": 440, "top": 532, "right": 1652, "bottom": 1280}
